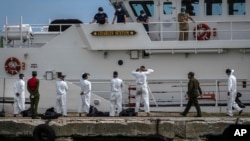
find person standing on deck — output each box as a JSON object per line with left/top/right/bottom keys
{"left": 131, "top": 66, "right": 154, "bottom": 116}
{"left": 180, "top": 72, "right": 202, "bottom": 117}
{"left": 137, "top": 10, "right": 149, "bottom": 34}
{"left": 56, "top": 74, "right": 68, "bottom": 117}
{"left": 78, "top": 73, "right": 91, "bottom": 117}
{"left": 90, "top": 7, "right": 108, "bottom": 24}
{"left": 112, "top": 5, "right": 127, "bottom": 24}
{"left": 225, "top": 69, "right": 243, "bottom": 117}
{"left": 110, "top": 71, "right": 123, "bottom": 116}
{"left": 27, "top": 71, "right": 40, "bottom": 119}
{"left": 13, "top": 74, "right": 25, "bottom": 117}
{"left": 178, "top": 8, "right": 195, "bottom": 40}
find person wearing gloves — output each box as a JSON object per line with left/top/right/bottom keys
{"left": 131, "top": 66, "right": 154, "bottom": 116}
{"left": 225, "top": 69, "right": 243, "bottom": 117}
{"left": 78, "top": 73, "right": 91, "bottom": 117}
{"left": 56, "top": 74, "right": 68, "bottom": 117}
{"left": 110, "top": 71, "right": 123, "bottom": 117}
{"left": 13, "top": 74, "right": 25, "bottom": 117}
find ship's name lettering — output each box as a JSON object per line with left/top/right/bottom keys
{"left": 91, "top": 30, "right": 136, "bottom": 36}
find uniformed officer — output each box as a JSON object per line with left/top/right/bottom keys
{"left": 112, "top": 5, "right": 127, "bottom": 24}
{"left": 178, "top": 8, "right": 195, "bottom": 40}
{"left": 27, "top": 71, "right": 40, "bottom": 119}
{"left": 90, "top": 7, "right": 108, "bottom": 24}
{"left": 180, "top": 72, "right": 202, "bottom": 117}
{"left": 137, "top": 10, "right": 149, "bottom": 33}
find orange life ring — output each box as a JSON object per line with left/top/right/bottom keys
{"left": 193, "top": 23, "right": 211, "bottom": 40}
{"left": 4, "top": 57, "right": 21, "bottom": 75}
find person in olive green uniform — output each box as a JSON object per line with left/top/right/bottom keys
{"left": 178, "top": 8, "right": 195, "bottom": 41}
{"left": 181, "top": 72, "right": 202, "bottom": 117}
{"left": 27, "top": 71, "right": 40, "bottom": 119}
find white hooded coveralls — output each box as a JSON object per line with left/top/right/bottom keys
{"left": 13, "top": 79, "right": 25, "bottom": 115}
{"left": 56, "top": 80, "right": 68, "bottom": 116}
{"left": 110, "top": 77, "right": 123, "bottom": 116}
{"left": 78, "top": 79, "right": 91, "bottom": 113}
{"left": 227, "top": 70, "right": 242, "bottom": 116}
{"left": 131, "top": 69, "right": 154, "bottom": 113}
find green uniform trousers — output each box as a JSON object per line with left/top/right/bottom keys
{"left": 183, "top": 97, "right": 201, "bottom": 116}
{"left": 30, "top": 94, "right": 40, "bottom": 117}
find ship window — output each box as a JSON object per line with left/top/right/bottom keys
{"left": 228, "top": 0, "right": 246, "bottom": 15}
{"left": 204, "top": 0, "right": 222, "bottom": 16}
{"left": 181, "top": 0, "right": 200, "bottom": 16}
{"left": 163, "top": 2, "right": 173, "bottom": 15}
{"left": 129, "top": 1, "right": 154, "bottom": 17}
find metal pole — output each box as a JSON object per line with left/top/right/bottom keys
{"left": 5, "top": 16, "right": 8, "bottom": 48}
{"left": 20, "top": 16, "right": 23, "bottom": 47}
{"left": 180, "top": 81, "right": 183, "bottom": 107}
{"left": 215, "top": 80, "right": 218, "bottom": 107}
{"left": 2, "top": 78, "right": 5, "bottom": 113}
{"left": 230, "top": 21, "right": 233, "bottom": 40}
{"left": 147, "top": 86, "right": 158, "bottom": 107}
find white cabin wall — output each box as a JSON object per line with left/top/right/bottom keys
{"left": 1, "top": 24, "right": 249, "bottom": 81}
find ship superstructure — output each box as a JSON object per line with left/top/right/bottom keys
{"left": 0, "top": 0, "right": 250, "bottom": 112}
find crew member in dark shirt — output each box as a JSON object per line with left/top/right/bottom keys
{"left": 90, "top": 7, "right": 108, "bottom": 24}
{"left": 112, "top": 5, "right": 126, "bottom": 24}
{"left": 136, "top": 10, "right": 149, "bottom": 33}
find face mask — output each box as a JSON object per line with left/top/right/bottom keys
{"left": 117, "top": 8, "right": 121, "bottom": 11}
{"left": 141, "top": 14, "right": 145, "bottom": 16}
{"left": 99, "top": 11, "right": 103, "bottom": 14}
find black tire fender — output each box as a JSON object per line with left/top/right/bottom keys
{"left": 33, "top": 124, "right": 55, "bottom": 141}
{"left": 146, "top": 134, "right": 168, "bottom": 141}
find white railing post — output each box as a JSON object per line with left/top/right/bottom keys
{"left": 147, "top": 86, "right": 158, "bottom": 107}
{"left": 180, "top": 81, "right": 183, "bottom": 107}
{"left": 5, "top": 16, "right": 8, "bottom": 48}
{"left": 230, "top": 21, "right": 233, "bottom": 40}
{"left": 215, "top": 80, "right": 218, "bottom": 107}
{"left": 20, "top": 16, "right": 23, "bottom": 47}
{"left": 160, "top": 22, "right": 163, "bottom": 41}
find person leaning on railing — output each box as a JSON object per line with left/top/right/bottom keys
{"left": 136, "top": 10, "right": 149, "bottom": 34}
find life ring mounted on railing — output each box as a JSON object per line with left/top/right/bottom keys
{"left": 4, "top": 57, "right": 21, "bottom": 75}
{"left": 193, "top": 23, "right": 211, "bottom": 40}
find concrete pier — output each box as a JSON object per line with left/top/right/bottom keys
{"left": 1, "top": 113, "right": 250, "bottom": 141}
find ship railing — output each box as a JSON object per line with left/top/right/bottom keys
{"left": 87, "top": 79, "right": 250, "bottom": 108}
{"left": 148, "top": 20, "right": 250, "bottom": 41}
{"left": 1, "top": 78, "right": 250, "bottom": 108}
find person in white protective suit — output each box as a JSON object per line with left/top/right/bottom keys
{"left": 78, "top": 73, "right": 91, "bottom": 117}
{"left": 56, "top": 75, "right": 68, "bottom": 116}
{"left": 226, "top": 69, "right": 243, "bottom": 117}
{"left": 13, "top": 74, "right": 25, "bottom": 117}
{"left": 110, "top": 71, "right": 123, "bottom": 116}
{"left": 131, "top": 66, "right": 154, "bottom": 116}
